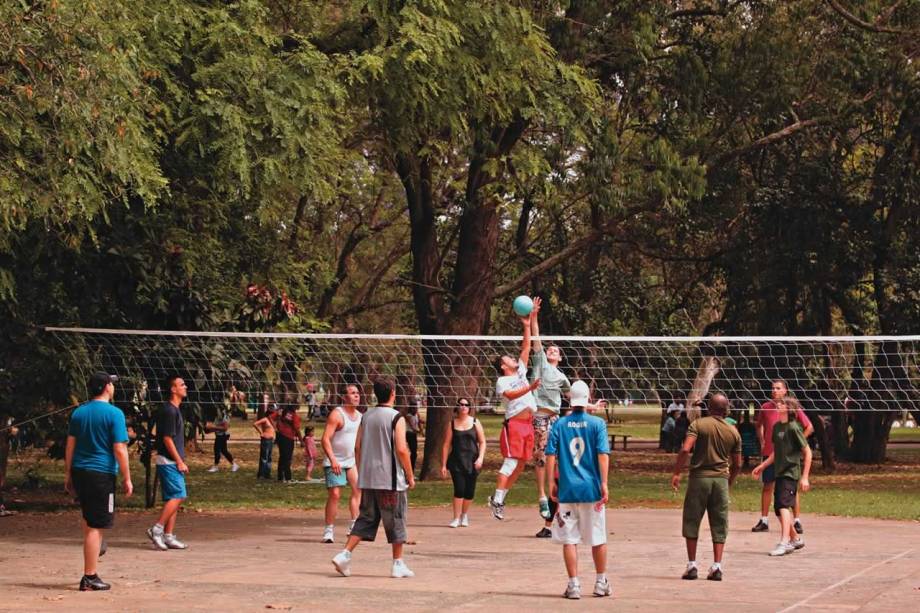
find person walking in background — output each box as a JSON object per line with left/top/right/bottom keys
{"left": 738, "top": 410, "right": 759, "bottom": 468}
{"left": 252, "top": 408, "right": 276, "bottom": 479}
{"left": 321, "top": 384, "right": 363, "bottom": 543}
{"left": 65, "top": 372, "right": 133, "bottom": 591}
{"left": 671, "top": 393, "right": 742, "bottom": 581}
{"left": 304, "top": 425, "right": 318, "bottom": 481}
{"left": 440, "top": 397, "right": 486, "bottom": 528}
{"left": 406, "top": 406, "right": 421, "bottom": 473}
{"left": 662, "top": 411, "right": 677, "bottom": 452}
{"left": 147, "top": 376, "right": 190, "bottom": 552}
{"left": 275, "top": 404, "right": 302, "bottom": 482}
{"left": 332, "top": 377, "right": 416, "bottom": 579}
{"left": 206, "top": 408, "right": 239, "bottom": 473}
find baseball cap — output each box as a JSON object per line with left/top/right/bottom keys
{"left": 570, "top": 380, "right": 590, "bottom": 408}
{"left": 88, "top": 372, "right": 118, "bottom": 396}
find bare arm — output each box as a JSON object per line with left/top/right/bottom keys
{"left": 353, "top": 423, "right": 362, "bottom": 472}
{"left": 394, "top": 418, "right": 415, "bottom": 488}
{"left": 502, "top": 378, "right": 541, "bottom": 401}
{"left": 752, "top": 452, "right": 774, "bottom": 477}
{"left": 162, "top": 436, "right": 188, "bottom": 472}
{"left": 531, "top": 297, "right": 543, "bottom": 353}
{"left": 729, "top": 452, "right": 742, "bottom": 487}
{"left": 518, "top": 314, "right": 532, "bottom": 366}
{"left": 801, "top": 444, "right": 813, "bottom": 491}
{"left": 474, "top": 420, "right": 486, "bottom": 469}
{"left": 321, "top": 410, "right": 344, "bottom": 473}
{"left": 113, "top": 442, "right": 133, "bottom": 496}
{"left": 546, "top": 454, "right": 558, "bottom": 500}
{"left": 440, "top": 421, "right": 453, "bottom": 474}
{"left": 598, "top": 452, "right": 610, "bottom": 505}
{"left": 670, "top": 434, "right": 696, "bottom": 490}
{"left": 64, "top": 435, "right": 77, "bottom": 494}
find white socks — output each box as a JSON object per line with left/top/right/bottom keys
{"left": 687, "top": 560, "right": 697, "bottom": 570}
{"left": 710, "top": 562, "right": 722, "bottom": 571}
{"left": 153, "top": 523, "right": 164, "bottom": 533}
{"left": 568, "top": 577, "right": 580, "bottom": 588}
{"left": 493, "top": 489, "right": 507, "bottom": 504}
{"left": 761, "top": 516, "right": 769, "bottom": 524}
{"left": 596, "top": 573, "right": 607, "bottom": 583}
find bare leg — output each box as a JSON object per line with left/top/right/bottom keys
{"left": 712, "top": 542, "right": 724, "bottom": 564}
{"left": 82, "top": 523, "right": 102, "bottom": 576}
{"left": 461, "top": 498, "right": 472, "bottom": 514}
{"left": 563, "top": 544, "right": 578, "bottom": 578}
{"left": 346, "top": 468, "right": 361, "bottom": 520}
{"left": 324, "top": 487, "right": 341, "bottom": 525}
{"left": 535, "top": 465, "right": 546, "bottom": 499}
{"left": 344, "top": 533, "right": 361, "bottom": 552}
{"left": 592, "top": 543, "right": 607, "bottom": 574}
{"left": 391, "top": 543, "right": 403, "bottom": 560}
{"left": 794, "top": 490, "right": 801, "bottom": 521}
{"left": 503, "top": 461, "right": 527, "bottom": 491}
{"left": 452, "top": 497, "right": 463, "bottom": 520}
{"left": 685, "top": 538, "right": 698, "bottom": 561}
{"left": 158, "top": 498, "right": 182, "bottom": 533}
{"left": 779, "top": 508, "right": 793, "bottom": 542}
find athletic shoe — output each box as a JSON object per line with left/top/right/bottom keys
{"left": 751, "top": 520, "right": 769, "bottom": 532}
{"left": 79, "top": 575, "right": 111, "bottom": 591}
{"left": 794, "top": 520, "right": 804, "bottom": 535}
{"left": 460, "top": 514, "right": 469, "bottom": 527}
{"left": 707, "top": 567, "right": 723, "bottom": 581}
{"left": 99, "top": 538, "right": 107, "bottom": 557}
{"left": 681, "top": 566, "right": 698, "bottom": 580}
{"left": 535, "top": 527, "right": 552, "bottom": 538}
{"left": 231, "top": 462, "right": 240, "bottom": 472}
{"left": 563, "top": 583, "right": 582, "bottom": 599}
{"left": 793, "top": 537, "right": 805, "bottom": 550}
{"left": 164, "top": 534, "right": 188, "bottom": 550}
{"left": 332, "top": 550, "right": 351, "bottom": 577}
{"left": 391, "top": 559, "right": 415, "bottom": 578}
{"left": 488, "top": 496, "right": 504, "bottom": 520}
{"left": 206, "top": 465, "right": 219, "bottom": 473}
{"left": 322, "top": 526, "right": 335, "bottom": 544}
{"left": 449, "top": 518, "right": 460, "bottom": 528}
{"left": 593, "top": 578, "right": 612, "bottom": 597}
{"left": 146, "top": 527, "right": 168, "bottom": 551}
{"left": 538, "top": 498, "right": 551, "bottom": 520}
{"left": 769, "top": 542, "right": 793, "bottom": 556}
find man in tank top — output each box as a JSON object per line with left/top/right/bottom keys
{"left": 321, "top": 384, "right": 363, "bottom": 543}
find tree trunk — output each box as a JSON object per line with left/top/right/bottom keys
{"left": 0, "top": 415, "right": 10, "bottom": 497}
{"left": 805, "top": 410, "right": 834, "bottom": 471}
{"left": 687, "top": 356, "right": 720, "bottom": 420}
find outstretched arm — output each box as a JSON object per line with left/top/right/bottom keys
{"left": 518, "top": 312, "right": 533, "bottom": 366}
{"left": 530, "top": 297, "right": 543, "bottom": 353}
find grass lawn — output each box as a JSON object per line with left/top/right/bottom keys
{"left": 5, "top": 427, "right": 919, "bottom": 522}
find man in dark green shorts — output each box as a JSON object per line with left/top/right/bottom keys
{"left": 671, "top": 393, "right": 741, "bottom": 581}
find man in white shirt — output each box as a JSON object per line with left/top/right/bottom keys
{"left": 488, "top": 310, "right": 541, "bottom": 520}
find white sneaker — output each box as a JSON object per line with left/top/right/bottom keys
{"left": 460, "top": 514, "right": 469, "bottom": 527}
{"left": 793, "top": 537, "right": 805, "bottom": 550}
{"left": 206, "top": 465, "right": 219, "bottom": 473}
{"left": 593, "top": 578, "right": 611, "bottom": 597}
{"left": 391, "top": 560, "right": 415, "bottom": 578}
{"left": 769, "top": 542, "right": 792, "bottom": 556}
{"left": 332, "top": 550, "right": 351, "bottom": 577}
{"left": 230, "top": 462, "right": 240, "bottom": 472}
{"left": 146, "top": 527, "right": 168, "bottom": 551}
{"left": 564, "top": 583, "right": 582, "bottom": 599}
{"left": 449, "top": 518, "right": 460, "bottom": 528}
{"left": 322, "top": 526, "right": 334, "bottom": 544}
{"left": 163, "top": 534, "right": 188, "bottom": 549}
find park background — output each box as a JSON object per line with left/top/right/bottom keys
{"left": 1, "top": 1, "right": 919, "bottom": 519}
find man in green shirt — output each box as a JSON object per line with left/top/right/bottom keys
{"left": 671, "top": 393, "right": 742, "bottom": 581}
{"left": 752, "top": 398, "right": 812, "bottom": 557}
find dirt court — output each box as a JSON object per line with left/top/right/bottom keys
{"left": 1, "top": 506, "right": 917, "bottom": 612}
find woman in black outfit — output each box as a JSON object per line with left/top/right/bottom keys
{"left": 440, "top": 398, "right": 486, "bottom": 528}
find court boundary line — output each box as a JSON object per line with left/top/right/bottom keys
{"left": 777, "top": 549, "right": 913, "bottom": 613}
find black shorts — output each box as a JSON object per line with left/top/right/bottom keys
{"left": 773, "top": 477, "right": 798, "bottom": 515}
{"left": 72, "top": 468, "right": 116, "bottom": 529}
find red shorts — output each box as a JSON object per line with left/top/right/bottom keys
{"left": 500, "top": 417, "right": 535, "bottom": 460}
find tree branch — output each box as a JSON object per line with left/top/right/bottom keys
{"left": 709, "top": 116, "right": 832, "bottom": 168}
{"left": 824, "top": 0, "right": 914, "bottom": 35}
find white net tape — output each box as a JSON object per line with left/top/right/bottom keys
{"left": 46, "top": 328, "right": 920, "bottom": 415}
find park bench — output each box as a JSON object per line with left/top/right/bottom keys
{"left": 609, "top": 434, "right": 632, "bottom": 450}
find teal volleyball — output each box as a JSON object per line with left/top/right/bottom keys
{"left": 512, "top": 295, "right": 534, "bottom": 317}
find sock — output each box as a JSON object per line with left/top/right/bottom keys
{"left": 711, "top": 562, "right": 722, "bottom": 571}
{"left": 84, "top": 574, "right": 98, "bottom": 580}
{"left": 760, "top": 516, "right": 769, "bottom": 523}
{"left": 568, "top": 577, "right": 580, "bottom": 587}
{"left": 153, "top": 523, "right": 164, "bottom": 533}
{"left": 687, "top": 560, "right": 697, "bottom": 569}
{"left": 539, "top": 496, "right": 548, "bottom": 502}
{"left": 794, "top": 518, "right": 802, "bottom": 525}
{"left": 339, "top": 549, "right": 350, "bottom": 557}
{"left": 393, "top": 558, "right": 404, "bottom": 565}
{"left": 325, "top": 524, "right": 334, "bottom": 529}
{"left": 165, "top": 533, "right": 174, "bottom": 538}
{"left": 596, "top": 573, "right": 607, "bottom": 583}
{"left": 494, "top": 489, "right": 507, "bottom": 504}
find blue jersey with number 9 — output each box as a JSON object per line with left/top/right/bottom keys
{"left": 545, "top": 411, "right": 610, "bottom": 503}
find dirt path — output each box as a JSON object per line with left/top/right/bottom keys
{"left": 1, "top": 507, "right": 918, "bottom": 611}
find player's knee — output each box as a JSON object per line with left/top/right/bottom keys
{"left": 328, "top": 487, "right": 341, "bottom": 501}
{"left": 499, "top": 458, "right": 519, "bottom": 477}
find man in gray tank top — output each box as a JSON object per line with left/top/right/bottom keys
{"left": 332, "top": 377, "right": 416, "bottom": 578}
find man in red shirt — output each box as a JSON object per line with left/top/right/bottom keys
{"left": 751, "top": 379, "right": 813, "bottom": 535}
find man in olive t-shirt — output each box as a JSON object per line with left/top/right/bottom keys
{"left": 671, "top": 394, "right": 741, "bottom": 581}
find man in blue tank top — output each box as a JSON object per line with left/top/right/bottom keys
{"left": 545, "top": 380, "right": 611, "bottom": 600}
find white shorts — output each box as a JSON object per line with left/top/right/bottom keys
{"left": 551, "top": 502, "right": 607, "bottom": 547}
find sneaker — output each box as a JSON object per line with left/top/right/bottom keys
{"left": 681, "top": 566, "right": 698, "bottom": 580}
{"left": 146, "top": 527, "right": 168, "bottom": 551}
{"left": 391, "top": 560, "right": 415, "bottom": 578}
{"left": 794, "top": 520, "right": 804, "bottom": 535}
{"left": 163, "top": 534, "right": 188, "bottom": 550}
{"left": 322, "top": 526, "right": 335, "bottom": 544}
{"left": 460, "top": 514, "right": 469, "bottom": 527}
{"left": 769, "top": 542, "right": 792, "bottom": 556}
{"left": 593, "top": 578, "right": 612, "bottom": 597}
{"left": 563, "top": 583, "right": 582, "bottom": 599}
{"left": 79, "top": 575, "right": 111, "bottom": 591}
{"left": 538, "top": 498, "right": 551, "bottom": 520}
{"left": 751, "top": 520, "right": 769, "bottom": 532}
{"left": 449, "top": 518, "right": 460, "bottom": 528}
{"left": 488, "top": 496, "right": 505, "bottom": 520}
{"left": 707, "top": 567, "right": 723, "bottom": 581}
{"left": 206, "top": 465, "right": 219, "bottom": 473}
{"left": 793, "top": 537, "right": 805, "bottom": 550}
{"left": 231, "top": 462, "right": 240, "bottom": 472}
{"left": 332, "top": 550, "right": 351, "bottom": 577}
{"left": 535, "top": 527, "right": 552, "bottom": 538}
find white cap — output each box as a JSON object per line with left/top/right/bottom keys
{"left": 570, "top": 380, "right": 590, "bottom": 408}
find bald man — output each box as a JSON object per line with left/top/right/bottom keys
{"left": 670, "top": 394, "right": 741, "bottom": 581}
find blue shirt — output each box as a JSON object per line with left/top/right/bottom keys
{"left": 68, "top": 400, "right": 129, "bottom": 475}
{"left": 545, "top": 410, "right": 610, "bottom": 503}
